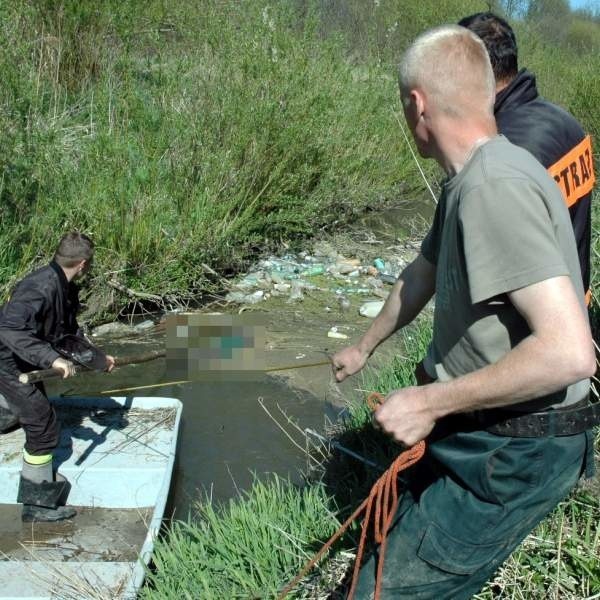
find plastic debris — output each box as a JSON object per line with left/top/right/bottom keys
{"left": 379, "top": 274, "right": 397, "bottom": 285}
{"left": 338, "top": 295, "right": 351, "bottom": 311}
{"left": 228, "top": 248, "right": 406, "bottom": 305}
{"left": 288, "top": 280, "right": 304, "bottom": 302}
{"left": 359, "top": 300, "right": 385, "bottom": 318}
{"left": 328, "top": 326, "right": 349, "bottom": 339}
{"left": 337, "top": 263, "right": 358, "bottom": 275}
{"left": 373, "top": 258, "right": 386, "bottom": 271}
{"left": 334, "top": 287, "right": 372, "bottom": 295}
{"left": 91, "top": 322, "right": 136, "bottom": 338}
{"left": 365, "top": 276, "right": 383, "bottom": 289}
{"left": 134, "top": 319, "right": 155, "bottom": 332}
{"left": 225, "top": 290, "right": 264, "bottom": 304}
{"left": 301, "top": 264, "right": 325, "bottom": 276}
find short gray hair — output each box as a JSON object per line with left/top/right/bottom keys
{"left": 399, "top": 25, "right": 495, "bottom": 117}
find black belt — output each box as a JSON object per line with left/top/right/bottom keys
{"left": 469, "top": 397, "right": 600, "bottom": 437}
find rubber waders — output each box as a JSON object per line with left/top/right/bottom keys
{"left": 0, "top": 393, "right": 19, "bottom": 433}
{"left": 18, "top": 455, "right": 77, "bottom": 522}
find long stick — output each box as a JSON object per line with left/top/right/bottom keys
{"left": 393, "top": 109, "right": 437, "bottom": 205}
{"left": 305, "top": 428, "right": 384, "bottom": 471}
{"left": 96, "top": 359, "right": 333, "bottom": 395}
{"left": 19, "top": 354, "right": 332, "bottom": 390}
{"left": 18, "top": 350, "right": 166, "bottom": 384}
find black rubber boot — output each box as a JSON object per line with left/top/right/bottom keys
{"left": 17, "top": 475, "right": 77, "bottom": 522}
{"left": 21, "top": 504, "right": 77, "bottom": 522}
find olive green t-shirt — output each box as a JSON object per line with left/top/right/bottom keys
{"left": 421, "top": 135, "right": 589, "bottom": 411}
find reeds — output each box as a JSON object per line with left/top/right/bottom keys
{"left": 0, "top": 0, "right": 431, "bottom": 315}
{"left": 143, "top": 475, "right": 340, "bottom": 599}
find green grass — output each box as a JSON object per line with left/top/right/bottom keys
{"left": 142, "top": 475, "right": 340, "bottom": 600}
{"left": 0, "top": 0, "right": 442, "bottom": 317}
{"left": 474, "top": 484, "right": 600, "bottom": 598}
{"left": 4, "top": 0, "right": 597, "bottom": 322}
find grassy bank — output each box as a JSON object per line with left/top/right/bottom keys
{"left": 143, "top": 319, "right": 600, "bottom": 598}
{"left": 0, "top": 0, "right": 461, "bottom": 317}
{"left": 0, "top": 0, "right": 597, "bottom": 322}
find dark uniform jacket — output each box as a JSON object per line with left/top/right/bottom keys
{"left": 495, "top": 69, "right": 594, "bottom": 294}
{"left": 0, "top": 262, "right": 81, "bottom": 376}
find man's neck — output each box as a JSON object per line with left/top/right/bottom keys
{"left": 496, "top": 80, "right": 509, "bottom": 94}
{"left": 435, "top": 119, "right": 497, "bottom": 177}
{"left": 61, "top": 265, "right": 79, "bottom": 283}
{"left": 495, "top": 73, "right": 519, "bottom": 95}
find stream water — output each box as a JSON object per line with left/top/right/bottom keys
{"left": 44, "top": 200, "right": 434, "bottom": 518}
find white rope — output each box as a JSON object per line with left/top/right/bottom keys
{"left": 393, "top": 109, "right": 437, "bottom": 205}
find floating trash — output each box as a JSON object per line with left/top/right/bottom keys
{"left": 301, "top": 264, "right": 325, "bottom": 277}
{"left": 359, "top": 300, "right": 385, "bottom": 318}
{"left": 373, "top": 258, "right": 386, "bottom": 271}
{"left": 227, "top": 248, "right": 403, "bottom": 306}
{"left": 134, "top": 319, "right": 155, "bottom": 332}
{"left": 91, "top": 322, "right": 136, "bottom": 338}
{"left": 288, "top": 280, "right": 304, "bottom": 302}
{"left": 327, "top": 326, "right": 349, "bottom": 339}
{"left": 379, "top": 274, "right": 397, "bottom": 285}
{"left": 337, "top": 295, "right": 351, "bottom": 311}
{"left": 225, "top": 290, "right": 264, "bottom": 304}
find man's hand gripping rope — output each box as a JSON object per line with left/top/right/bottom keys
{"left": 277, "top": 391, "right": 426, "bottom": 600}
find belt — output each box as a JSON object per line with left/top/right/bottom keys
{"left": 469, "top": 397, "right": 600, "bottom": 437}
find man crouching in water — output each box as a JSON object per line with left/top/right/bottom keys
{"left": 0, "top": 232, "right": 114, "bottom": 522}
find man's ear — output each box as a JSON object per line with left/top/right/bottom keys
{"left": 412, "top": 89, "right": 426, "bottom": 121}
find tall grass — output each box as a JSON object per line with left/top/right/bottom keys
{"left": 0, "top": 0, "right": 445, "bottom": 314}
{"left": 1, "top": 1, "right": 598, "bottom": 320}
{"left": 11, "top": 0, "right": 598, "bottom": 318}
{"left": 143, "top": 476, "right": 339, "bottom": 599}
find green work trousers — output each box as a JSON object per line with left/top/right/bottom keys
{"left": 353, "top": 423, "right": 593, "bottom": 599}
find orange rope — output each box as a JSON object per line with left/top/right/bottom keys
{"left": 277, "top": 392, "right": 426, "bottom": 599}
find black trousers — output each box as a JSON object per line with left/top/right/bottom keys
{"left": 0, "top": 374, "right": 60, "bottom": 455}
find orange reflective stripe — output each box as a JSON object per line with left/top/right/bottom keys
{"left": 547, "top": 135, "right": 595, "bottom": 208}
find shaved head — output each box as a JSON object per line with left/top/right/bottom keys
{"left": 399, "top": 25, "right": 495, "bottom": 119}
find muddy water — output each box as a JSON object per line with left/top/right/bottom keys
{"left": 43, "top": 202, "right": 434, "bottom": 518}
{"left": 45, "top": 315, "right": 360, "bottom": 518}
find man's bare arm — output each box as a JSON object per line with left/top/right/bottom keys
{"left": 332, "top": 253, "right": 436, "bottom": 381}
{"left": 375, "top": 275, "right": 596, "bottom": 445}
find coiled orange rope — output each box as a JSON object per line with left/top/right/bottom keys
{"left": 277, "top": 392, "right": 426, "bottom": 599}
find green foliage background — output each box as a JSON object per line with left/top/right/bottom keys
{"left": 0, "top": 0, "right": 598, "bottom": 319}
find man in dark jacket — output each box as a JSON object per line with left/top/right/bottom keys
{"left": 0, "top": 232, "right": 114, "bottom": 522}
{"left": 459, "top": 12, "right": 595, "bottom": 303}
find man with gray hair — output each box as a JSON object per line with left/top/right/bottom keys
{"left": 332, "top": 25, "right": 595, "bottom": 597}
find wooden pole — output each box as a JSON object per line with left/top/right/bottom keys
{"left": 18, "top": 350, "right": 166, "bottom": 384}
